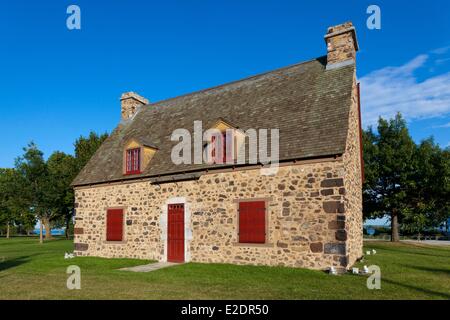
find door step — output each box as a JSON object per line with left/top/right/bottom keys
{"left": 120, "top": 262, "right": 181, "bottom": 272}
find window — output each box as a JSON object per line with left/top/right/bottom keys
{"left": 106, "top": 209, "right": 124, "bottom": 241}
{"left": 123, "top": 139, "right": 158, "bottom": 176}
{"left": 126, "top": 148, "right": 141, "bottom": 174}
{"left": 238, "top": 201, "right": 266, "bottom": 243}
{"left": 211, "top": 132, "right": 232, "bottom": 164}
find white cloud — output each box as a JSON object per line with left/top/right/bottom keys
{"left": 433, "top": 122, "right": 450, "bottom": 128}
{"left": 436, "top": 57, "right": 450, "bottom": 65}
{"left": 431, "top": 45, "right": 450, "bottom": 55}
{"left": 359, "top": 54, "right": 450, "bottom": 127}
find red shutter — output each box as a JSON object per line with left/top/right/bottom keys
{"left": 211, "top": 135, "right": 216, "bottom": 162}
{"left": 239, "top": 201, "right": 265, "bottom": 243}
{"left": 107, "top": 209, "right": 124, "bottom": 241}
{"left": 222, "top": 132, "right": 227, "bottom": 163}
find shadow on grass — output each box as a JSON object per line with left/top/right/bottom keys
{"left": 401, "top": 264, "right": 450, "bottom": 276}
{"left": 371, "top": 245, "right": 450, "bottom": 259}
{"left": 383, "top": 278, "right": 450, "bottom": 299}
{"left": 0, "top": 256, "right": 32, "bottom": 272}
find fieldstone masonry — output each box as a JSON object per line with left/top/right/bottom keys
{"left": 74, "top": 89, "right": 363, "bottom": 271}
{"left": 325, "top": 22, "right": 359, "bottom": 68}
{"left": 121, "top": 92, "right": 149, "bottom": 121}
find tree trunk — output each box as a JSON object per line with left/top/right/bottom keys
{"left": 39, "top": 221, "right": 43, "bottom": 244}
{"left": 42, "top": 218, "right": 52, "bottom": 240}
{"left": 391, "top": 210, "right": 400, "bottom": 242}
{"left": 65, "top": 214, "right": 70, "bottom": 240}
{"left": 6, "top": 222, "right": 10, "bottom": 239}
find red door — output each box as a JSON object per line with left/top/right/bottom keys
{"left": 168, "top": 203, "right": 185, "bottom": 262}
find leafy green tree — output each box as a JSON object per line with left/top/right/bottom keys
{"left": 362, "top": 128, "right": 379, "bottom": 216}
{"left": 440, "top": 149, "right": 450, "bottom": 232}
{"left": 46, "top": 152, "right": 78, "bottom": 239}
{"left": 402, "top": 208, "right": 429, "bottom": 239}
{"left": 363, "top": 113, "right": 416, "bottom": 242}
{"left": 74, "top": 132, "right": 108, "bottom": 171}
{"left": 406, "top": 138, "right": 448, "bottom": 235}
{"left": 3, "top": 132, "right": 108, "bottom": 242}
{"left": 0, "top": 168, "right": 35, "bottom": 238}
{"left": 14, "top": 143, "right": 55, "bottom": 243}
{"left": 0, "top": 169, "right": 16, "bottom": 238}
{"left": 63, "top": 131, "right": 109, "bottom": 237}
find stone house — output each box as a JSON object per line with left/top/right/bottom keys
{"left": 72, "top": 22, "right": 363, "bottom": 271}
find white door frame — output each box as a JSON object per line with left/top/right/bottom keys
{"left": 160, "top": 197, "right": 191, "bottom": 262}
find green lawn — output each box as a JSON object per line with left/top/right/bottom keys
{"left": 0, "top": 237, "right": 449, "bottom": 299}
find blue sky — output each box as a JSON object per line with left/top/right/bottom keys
{"left": 0, "top": 0, "right": 449, "bottom": 168}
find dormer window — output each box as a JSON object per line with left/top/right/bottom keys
{"left": 206, "top": 119, "right": 244, "bottom": 165}
{"left": 123, "top": 138, "right": 158, "bottom": 176}
{"left": 126, "top": 148, "right": 141, "bottom": 174}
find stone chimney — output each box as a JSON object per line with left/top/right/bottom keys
{"left": 324, "top": 22, "right": 359, "bottom": 70}
{"left": 120, "top": 92, "right": 149, "bottom": 120}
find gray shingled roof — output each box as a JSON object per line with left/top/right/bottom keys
{"left": 72, "top": 57, "right": 355, "bottom": 187}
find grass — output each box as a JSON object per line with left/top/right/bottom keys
{"left": 0, "top": 237, "right": 449, "bottom": 299}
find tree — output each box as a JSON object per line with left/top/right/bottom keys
{"left": 15, "top": 143, "right": 56, "bottom": 243}
{"left": 402, "top": 208, "right": 429, "bottom": 240}
{"left": 46, "top": 152, "right": 78, "bottom": 239}
{"left": 0, "top": 169, "right": 17, "bottom": 238}
{"left": 3, "top": 132, "right": 108, "bottom": 243}
{"left": 440, "top": 148, "right": 450, "bottom": 232}
{"left": 363, "top": 113, "right": 416, "bottom": 242}
{"left": 0, "top": 168, "right": 35, "bottom": 238}
{"left": 397, "top": 139, "right": 450, "bottom": 238}
{"left": 74, "top": 132, "right": 108, "bottom": 171}
{"left": 0, "top": 169, "right": 13, "bottom": 238}
{"left": 63, "top": 131, "right": 109, "bottom": 238}
{"left": 362, "top": 128, "right": 379, "bottom": 217}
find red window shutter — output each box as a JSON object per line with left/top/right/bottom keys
{"left": 222, "top": 132, "right": 227, "bottom": 163}
{"left": 107, "top": 209, "right": 124, "bottom": 241}
{"left": 211, "top": 135, "right": 216, "bottom": 162}
{"left": 239, "top": 201, "right": 265, "bottom": 243}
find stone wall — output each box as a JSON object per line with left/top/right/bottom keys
{"left": 325, "top": 22, "right": 358, "bottom": 67}
{"left": 74, "top": 151, "right": 362, "bottom": 270}
{"left": 120, "top": 92, "right": 149, "bottom": 120}
{"left": 343, "top": 74, "right": 364, "bottom": 266}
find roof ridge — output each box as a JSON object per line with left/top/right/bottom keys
{"left": 144, "top": 56, "right": 327, "bottom": 109}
